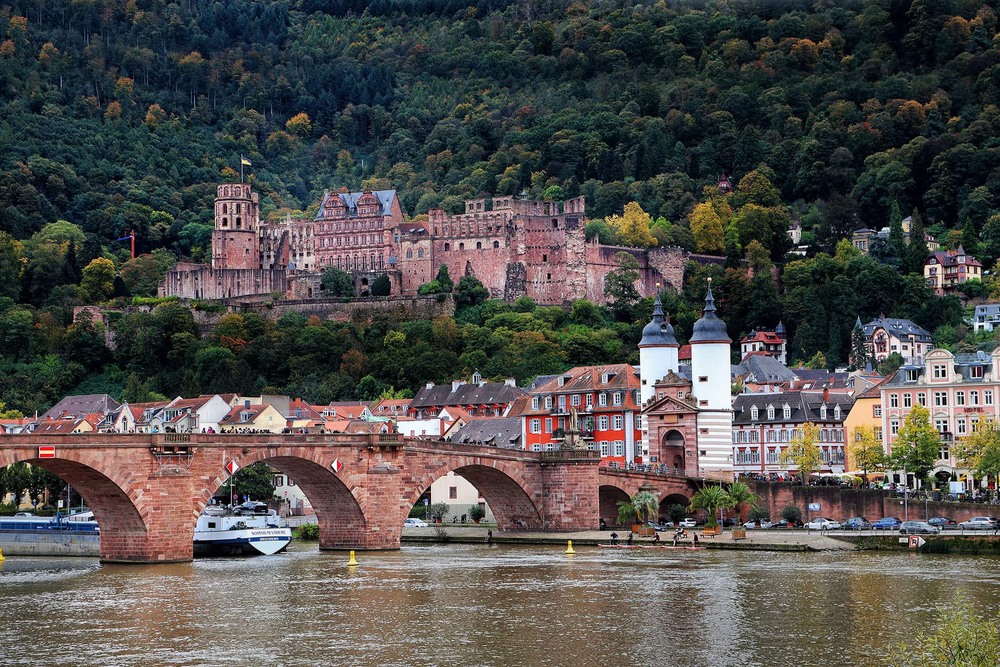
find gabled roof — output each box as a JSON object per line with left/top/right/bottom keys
{"left": 741, "top": 330, "right": 785, "bottom": 345}
{"left": 40, "top": 394, "right": 120, "bottom": 421}
{"left": 317, "top": 402, "right": 371, "bottom": 419}
{"left": 33, "top": 417, "right": 93, "bottom": 434}
{"left": 926, "top": 247, "right": 982, "bottom": 268}
{"left": 732, "top": 355, "right": 797, "bottom": 384}
{"left": 524, "top": 364, "right": 641, "bottom": 413}
{"left": 862, "top": 317, "right": 932, "bottom": 342}
{"left": 220, "top": 403, "right": 281, "bottom": 425}
{"left": 733, "top": 391, "right": 854, "bottom": 426}
{"left": 314, "top": 189, "right": 398, "bottom": 220}
{"left": 410, "top": 380, "right": 526, "bottom": 410}
{"left": 448, "top": 417, "right": 522, "bottom": 449}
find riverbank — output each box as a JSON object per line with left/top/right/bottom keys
{"left": 401, "top": 526, "right": 857, "bottom": 551}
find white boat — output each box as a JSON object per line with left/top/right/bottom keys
{"left": 194, "top": 502, "right": 292, "bottom": 557}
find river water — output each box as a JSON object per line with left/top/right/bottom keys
{"left": 0, "top": 543, "right": 997, "bottom": 667}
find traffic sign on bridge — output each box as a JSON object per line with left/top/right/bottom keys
{"left": 38, "top": 446, "right": 55, "bottom": 459}
{"left": 225, "top": 460, "right": 239, "bottom": 475}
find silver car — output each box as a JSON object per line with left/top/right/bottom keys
{"left": 899, "top": 521, "right": 940, "bottom": 535}
{"left": 959, "top": 516, "right": 998, "bottom": 530}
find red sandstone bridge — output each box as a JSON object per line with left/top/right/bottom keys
{"left": 0, "top": 433, "right": 699, "bottom": 563}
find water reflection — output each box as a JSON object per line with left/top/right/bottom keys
{"left": 1, "top": 545, "right": 998, "bottom": 667}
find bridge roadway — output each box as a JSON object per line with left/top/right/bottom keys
{"left": 0, "top": 432, "right": 699, "bottom": 563}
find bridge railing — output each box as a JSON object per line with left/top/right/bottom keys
{"left": 540, "top": 449, "right": 600, "bottom": 462}
{"left": 599, "top": 462, "right": 691, "bottom": 477}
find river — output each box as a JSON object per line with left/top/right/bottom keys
{"left": 0, "top": 543, "right": 997, "bottom": 667}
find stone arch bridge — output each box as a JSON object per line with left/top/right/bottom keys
{"left": 0, "top": 433, "right": 702, "bottom": 563}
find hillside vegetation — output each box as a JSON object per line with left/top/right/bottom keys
{"left": 0, "top": 0, "right": 997, "bottom": 412}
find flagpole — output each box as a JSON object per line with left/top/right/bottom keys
{"left": 240, "top": 155, "right": 244, "bottom": 184}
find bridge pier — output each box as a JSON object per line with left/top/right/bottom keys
{"left": 539, "top": 453, "right": 601, "bottom": 531}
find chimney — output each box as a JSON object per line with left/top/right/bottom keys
{"left": 426, "top": 382, "right": 434, "bottom": 390}
{"left": 823, "top": 387, "right": 830, "bottom": 402}
{"left": 505, "top": 378, "right": 516, "bottom": 387}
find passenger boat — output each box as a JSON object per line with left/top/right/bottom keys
{"left": 0, "top": 512, "right": 100, "bottom": 532}
{"left": 194, "top": 502, "right": 292, "bottom": 557}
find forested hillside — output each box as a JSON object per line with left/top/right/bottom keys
{"left": 0, "top": 0, "right": 999, "bottom": 413}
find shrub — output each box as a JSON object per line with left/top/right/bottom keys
{"left": 781, "top": 504, "right": 802, "bottom": 525}
{"left": 293, "top": 523, "right": 320, "bottom": 540}
{"left": 468, "top": 503, "right": 486, "bottom": 522}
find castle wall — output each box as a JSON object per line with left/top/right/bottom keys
{"left": 161, "top": 264, "right": 287, "bottom": 300}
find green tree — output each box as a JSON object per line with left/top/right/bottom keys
{"left": 454, "top": 276, "right": 489, "bottom": 307}
{"left": 434, "top": 265, "right": 454, "bottom": 292}
{"left": 616, "top": 490, "right": 659, "bottom": 526}
{"left": 725, "top": 482, "right": 759, "bottom": 522}
{"left": 0, "top": 232, "right": 24, "bottom": 301}
{"left": 603, "top": 252, "right": 641, "bottom": 321}
{"left": 878, "top": 352, "right": 905, "bottom": 376}
{"left": 850, "top": 425, "right": 886, "bottom": 485}
{"left": 781, "top": 422, "right": 823, "bottom": 483}
{"left": 954, "top": 418, "right": 1000, "bottom": 490}
{"left": 371, "top": 274, "right": 391, "bottom": 297}
{"left": 79, "top": 257, "right": 116, "bottom": 302}
{"left": 889, "top": 404, "right": 940, "bottom": 483}
{"left": 219, "top": 462, "right": 276, "bottom": 504}
{"left": 893, "top": 594, "right": 1000, "bottom": 667}
{"left": 688, "top": 485, "right": 734, "bottom": 529}
{"left": 321, "top": 268, "right": 355, "bottom": 298}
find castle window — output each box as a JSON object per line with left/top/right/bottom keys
{"left": 494, "top": 241, "right": 499, "bottom": 248}
{"left": 236, "top": 217, "right": 242, "bottom": 228}
{"left": 477, "top": 242, "right": 482, "bottom": 249}
{"left": 418, "top": 249, "right": 425, "bottom": 258}
{"left": 445, "top": 243, "right": 450, "bottom": 251}
{"left": 543, "top": 254, "right": 548, "bottom": 262}
{"left": 459, "top": 243, "right": 465, "bottom": 250}
{"left": 406, "top": 249, "right": 413, "bottom": 259}
{"left": 552, "top": 219, "right": 558, "bottom": 228}
{"left": 222, "top": 217, "right": 228, "bottom": 227}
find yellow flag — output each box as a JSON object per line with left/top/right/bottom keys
{"left": 241, "top": 157, "right": 252, "bottom": 166}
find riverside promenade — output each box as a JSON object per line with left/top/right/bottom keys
{"left": 401, "top": 525, "right": 857, "bottom": 551}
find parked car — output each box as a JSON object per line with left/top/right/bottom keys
{"left": 843, "top": 517, "right": 872, "bottom": 530}
{"left": 927, "top": 517, "right": 956, "bottom": 528}
{"left": 805, "top": 518, "right": 842, "bottom": 531}
{"left": 959, "top": 516, "right": 999, "bottom": 530}
{"left": 647, "top": 521, "right": 670, "bottom": 532}
{"left": 404, "top": 518, "right": 428, "bottom": 528}
{"left": 744, "top": 520, "right": 773, "bottom": 529}
{"left": 679, "top": 518, "right": 697, "bottom": 528}
{"left": 13, "top": 511, "right": 34, "bottom": 517}
{"left": 872, "top": 517, "right": 902, "bottom": 530}
{"left": 770, "top": 519, "right": 794, "bottom": 528}
{"left": 899, "top": 521, "right": 941, "bottom": 535}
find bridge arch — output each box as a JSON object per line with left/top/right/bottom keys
{"left": 599, "top": 484, "right": 630, "bottom": 527}
{"left": 406, "top": 458, "right": 543, "bottom": 531}
{"left": 0, "top": 451, "right": 147, "bottom": 562}
{"left": 232, "top": 448, "right": 369, "bottom": 550}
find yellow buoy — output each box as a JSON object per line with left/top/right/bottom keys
{"left": 347, "top": 550, "right": 358, "bottom": 566}
{"left": 0, "top": 547, "right": 5, "bottom": 562}
{"left": 564, "top": 540, "right": 575, "bottom": 555}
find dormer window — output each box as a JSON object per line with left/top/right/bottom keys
{"left": 834, "top": 405, "right": 841, "bottom": 419}
{"left": 472, "top": 371, "right": 482, "bottom": 384}
{"left": 783, "top": 404, "right": 791, "bottom": 420}
{"left": 531, "top": 397, "right": 540, "bottom": 410}
{"left": 751, "top": 406, "right": 759, "bottom": 420}
{"left": 612, "top": 392, "right": 622, "bottom": 406}
{"left": 906, "top": 369, "right": 919, "bottom": 382}
{"left": 767, "top": 405, "right": 775, "bottom": 420}
{"left": 544, "top": 396, "right": 553, "bottom": 409}
{"left": 598, "top": 393, "right": 608, "bottom": 407}
{"left": 820, "top": 405, "right": 828, "bottom": 420}
{"left": 558, "top": 376, "right": 566, "bottom": 387}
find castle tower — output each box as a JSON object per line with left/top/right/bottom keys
{"left": 212, "top": 183, "right": 260, "bottom": 270}
{"left": 639, "top": 292, "right": 680, "bottom": 459}
{"left": 638, "top": 292, "right": 679, "bottom": 405}
{"left": 689, "top": 278, "right": 733, "bottom": 477}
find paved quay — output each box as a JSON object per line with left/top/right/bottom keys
{"left": 401, "top": 525, "right": 858, "bottom": 551}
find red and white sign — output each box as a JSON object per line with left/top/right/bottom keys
{"left": 331, "top": 458, "right": 343, "bottom": 473}
{"left": 38, "top": 446, "right": 55, "bottom": 459}
{"left": 226, "top": 460, "right": 240, "bottom": 475}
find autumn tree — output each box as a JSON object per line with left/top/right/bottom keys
{"left": 781, "top": 422, "right": 823, "bottom": 483}
{"left": 605, "top": 201, "right": 656, "bottom": 248}
{"left": 954, "top": 418, "right": 1000, "bottom": 491}
{"left": 79, "top": 257, "right": 116, "bottom": 302}
{"left": 689, "top": 199, "right": 729, "bottom": 254}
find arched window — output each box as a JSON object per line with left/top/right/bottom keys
{"left": 476, "top": 241, "right": 482, "bottom": 249}
{"left": 766, "top": 405, "right": 775, "bottom": 420}
{"left": 444, "top": 243, "right": 450, "bottom": 251}
{"left": 418, "top": 248, "right": 425, "bottom": 258}
{"left": 783, "top": 404, "right": 791, "bottom": 420}
{"left": 459, "top": 242, "right": 465, "bottom": 250}
{"left": 406, "top": 248, "right": 413, "bottom": 259}
{"left": 493, "top": 241, "right": 499, "bottom": 248}
{"left": 750, "top": 406, "right": 758, "bottom": 421}
{"left": 235, "top": 217, "right": 242, "bottom": 228}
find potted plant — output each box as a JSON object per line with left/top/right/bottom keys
{"left": 429, "top": 502, "right": 450, "bottom": 523}
{"left": 467, "top": 503, "right": 486, "bottom": 524}
{"left": 689, "top": 485, "right": 734, "bottom": 536}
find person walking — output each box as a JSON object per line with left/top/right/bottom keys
{"left": 610, "top": 531, "right": 619, "bottom": 545}
{"left": 626, "top": 531, "right": 633, "bottom": 546}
